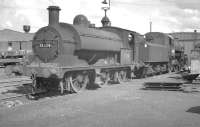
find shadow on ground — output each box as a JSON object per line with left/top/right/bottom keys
{"left": 86, "top": 83, "right": 100, "bottom": 90}
{"left": 186, "top": 106, "right": 200, "bottom": 115}
{"left": 2, "top": 82, "right": 101, "bottom": 100}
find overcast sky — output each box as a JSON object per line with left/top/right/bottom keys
{"left": 0, "top": 0, "right": 200, "bottom": 34}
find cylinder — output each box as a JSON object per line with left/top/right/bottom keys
{"left": 47, "top": 6, "right": 61, "bottom": 26}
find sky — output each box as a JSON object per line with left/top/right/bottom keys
{"left": 0, "top": 0, "right": 200, "bottom": 34}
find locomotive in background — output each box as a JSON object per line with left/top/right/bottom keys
{"left": 137, "top": 32, "right": 184, "bottom": 77}
{"left": 25, "top": 6, "right": 184, "bottom": 95}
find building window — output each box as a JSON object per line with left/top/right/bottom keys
{"left": 8, "top": 42, "right": 13, "bottom": 51}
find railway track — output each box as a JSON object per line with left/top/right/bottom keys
{"left": 0, "top": 76, "right": 32, "bottom": 101}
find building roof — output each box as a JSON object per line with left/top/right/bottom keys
{"left": 0, "top": 29, "right": 34, "bottom": 42}
{"left": 170, "top": 32, "right": 200, "bottom": 41}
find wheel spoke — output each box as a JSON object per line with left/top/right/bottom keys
{"left": 113, "top": 71, "right": 120, "bottom": 83}
{"left": 96, "top": 72, "right": 109, "bottom": 87}
{"left": 70, "top": 73, "right": 88, "bottom": 93}
{"left": 118, "top": 70, "right": 127, "bottom": 83}
{"left": 59, "top": 81, "right": 64, "bottom": 94}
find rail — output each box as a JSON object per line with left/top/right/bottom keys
{"left": 0, "top": 76, "right": 32, "bottom": 100}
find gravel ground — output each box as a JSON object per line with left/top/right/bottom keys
{"left": 0, "top": 73, "right": 200, "bottom": 127}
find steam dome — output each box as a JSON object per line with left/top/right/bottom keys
{"left": 73, "top": 14, "right": 89, "bottom": 27}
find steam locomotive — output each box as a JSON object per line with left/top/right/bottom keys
{"left": 25, "top": 6, "right": 182, "bottom": 95}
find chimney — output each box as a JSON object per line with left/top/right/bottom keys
{"left": 47, "top": 6, "right": 61, "bottom": 26}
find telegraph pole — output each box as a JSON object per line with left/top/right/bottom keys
{"left": 150, "top": 21, "right": 152, "bottom": 32}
